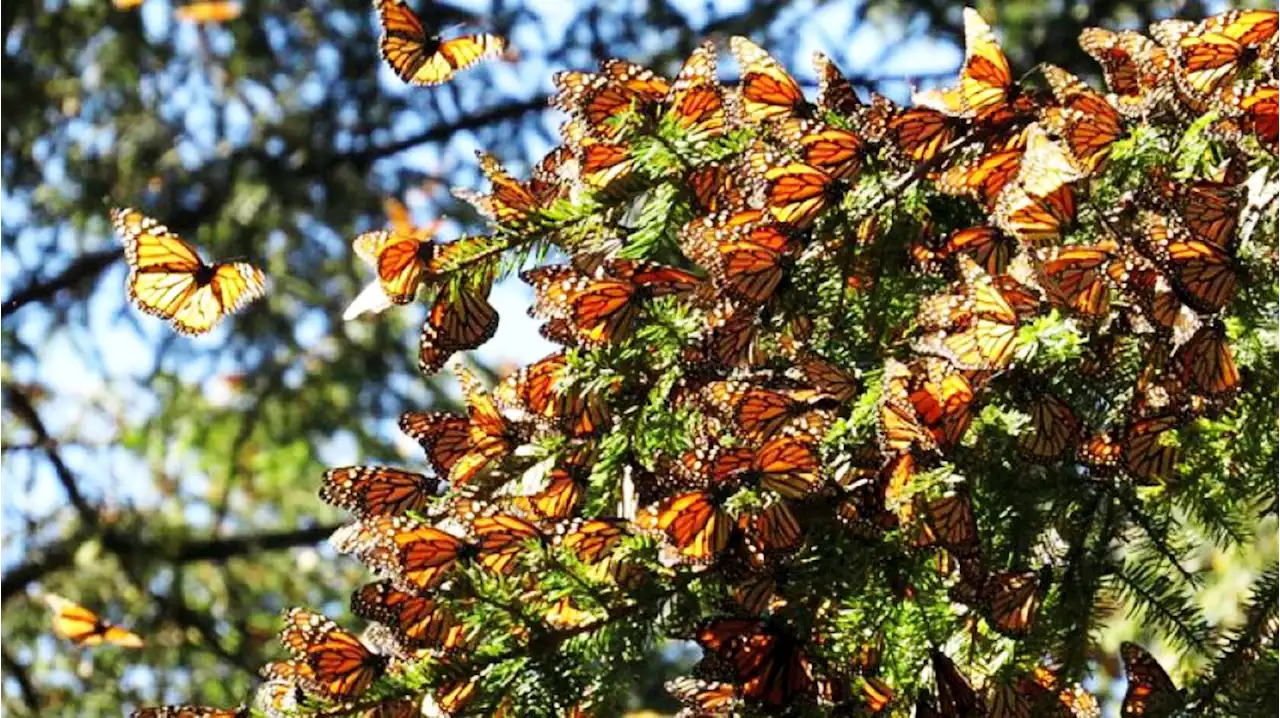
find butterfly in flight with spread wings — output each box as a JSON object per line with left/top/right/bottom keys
{"left": 375, "top": 0, "right": 506, "bottom": 87}
{"left": 111, "top": 208, "right": 266, "bottom": 336}
{"left": 43, "top": 593, "right": 144, "bottom": 648}
{"left": 279, "top": 608, "right": 387, "bottom": 700}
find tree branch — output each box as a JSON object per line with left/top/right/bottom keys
{"left": 0, "top": 249, "right": 119, "bottom": 318}
{"left": 1, "top": 648, "right": 41, "bottom": 714}
{"left": 1, "top": 385, "right": 98, "bottom": 524}
{"left": 1, "top": 523, "right": 344, "bottom": 605}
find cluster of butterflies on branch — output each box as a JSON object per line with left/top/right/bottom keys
{"left": 113, "top": 3, "right": 1278, "bottom": 718}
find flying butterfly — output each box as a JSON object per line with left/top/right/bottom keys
{"left": 1120, "top": 642, "right": 1183, "bottom": 717}
{"left": 279, "top": 608, "right": 387, "bottom": 699}
{"left": 173, "top": 1, "right": 242, "bottom": 23}
{"left": 695, "top": 618, "right": 815, "bottom": 708}
{"left": 375, "top": 0, "right": 506, "bottom": 87}
{"left": 43, "top": 594, "right": 144, "bottom": 648}
{"left": 110, "top": 208, "right": 266, "bottom": 336}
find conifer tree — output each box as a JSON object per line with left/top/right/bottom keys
{"left": 134, "top": 8, "right": 1278, "bottom": 718}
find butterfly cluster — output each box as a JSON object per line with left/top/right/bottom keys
{"left": 134, "top": 6, "right": 1275, "bottom": 718}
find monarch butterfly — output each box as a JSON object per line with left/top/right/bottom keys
{"left": 524, "top": 261, "right": 701, "bottom": 347}
{"left": 509, "top": 465, "right": 588, "bottom": 519}
{"left": 886, "top": 106, "right": 962, "bottom": 164}
{"left": 279, "top": 608, "right": 387, "bottom": 699}
{"left": 399, "top": 411, "right": 472, "bottom": 478}
{"left": 320, "top": 466, "right": 441, "bottom": 519}
{"left": 350, "top": 581, "right": 464, "bottom": 653}
{"left": 1079, "top": 27, "right": 1175, "bottom": 119}
{"left": 1081, "top": 414, "right": 1181, "bottom": 482}
{"left": 1137, "top": 211, "right": 1236, "bottom": 314}
{"left": 729, "top": 37, "right": 811, "bottom": 123}
{"left": 686, "top": 163, "right": 743, "bottom": 213}
{"left": 992, "top": 127, "right": 1082, "bottom": 245}
{"left": 1018, "top": 391, "right": 1082, "bottom": 460}
{"left": 496, "top": 353, "right": 614, "bottom": 438}
{"left": 1210, "top": 81, "right": 1279, "bottom": 146}
{"left": 942, "top": 227, "right": 1017, "bottom": 277}
{"left": 707, "top": 436, "right": 822, "bottom": 500}
{"left": 1039, "top": 244, "right": 1122, "bottom": 317}
{"left": 351, "top": 228, "right": 436, "bottom": 306}
{"left": 937, "top": 131, "right": 1027, "bottom": 210}
{"left": 954, "top": 570, "right": 1043, "bottom": 636}
{"left": 657, "top": 482, "right": 738, "bottom": 563}
{"left": 663, "top": 41, "right": 727, "bottom": 145}
{"left": 918, "top": 9, "right": 1019, "bottom": 126}
{"left": 131, "top": 706, "right": 247, "bottom": 718}
{"left": 813, "top": 52, "right": 863, "bottom": 118}
{"left": 1151, "top": 10, "right": 1278, "bottom": 100}
{"left": 683, "top": 213, "right": 799, "bottom": 305}
{"left": 339, "top": 516, "right": 473, "bottom": 591}
{"left": 454, "top": 151, "right": 544, "bottom": 224}
{"left": 255, "top": 660, "right": 311, "bottom": 715}
{"left": 446, "top": 363, "right": 522, "bottom": 485}
{"left": 696, "top": 618, "right": 815, "bottom": 708}
{"left": 1120, "top": 642, "right": 1183, "bottom": 717}
{"left": 986, "top": 668, "right": 1099, "bottom": 718}
{"left": 375, "top": 0, "right": 506, "bottom": 87}
{"left": 778, "top": 119, "right": 866, "bottom": 179}
{"left": 433, "top": 675, "right": 480, "bottom": 715}
{"left": 1173, "top": 322, "right": 1240, "bottom": 397}
{"left": 418, "top": 285, "right": 499, "bottom": 376}
{"left": 930, "top": 650, "right": 983, "bottom": 718}
{"left": 1152, "top": 177, "right": 1241, "bottom": 249}
{"left": 757, "top": 161, "right": 841, "bottom": 228}
{"left": 1041, "top": 64, "right": 1124, "bottom": 174}
{"left": 470, "top": 512, "right": 544, "bottom": 575}
{"left": 734, "top": 387, "right": 825, "bottom": 443}
{"left": 879, "top": 360, "right": 940, "bottom": 456}
{"left": 555, "top": 518, "right": 629, "bottom": 564}
{"left": 552, "top": 61, "right": 670, "bottom": 140}
{"left": 920, "top": 259, "right": 1020, "bottom": 370}
{"left": 925, "top": 492, "right": 980, "bottom": 560}
{"left": 173, "top": 1, "right": 242, "bottom": 23}
{"left": 907, "top": 359, "right": 980, "bottom": 451}
{"left": 43, "top": 594, "right": 144, "bottom": 648}
{"left": 110, "top": 208, "right": 266, "bottom": 336}
{"left": 791, "top": 354, "right": 860, "bottom": 403}
{"left": 666, "top": 676, "right": 744, "bottom": 716}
